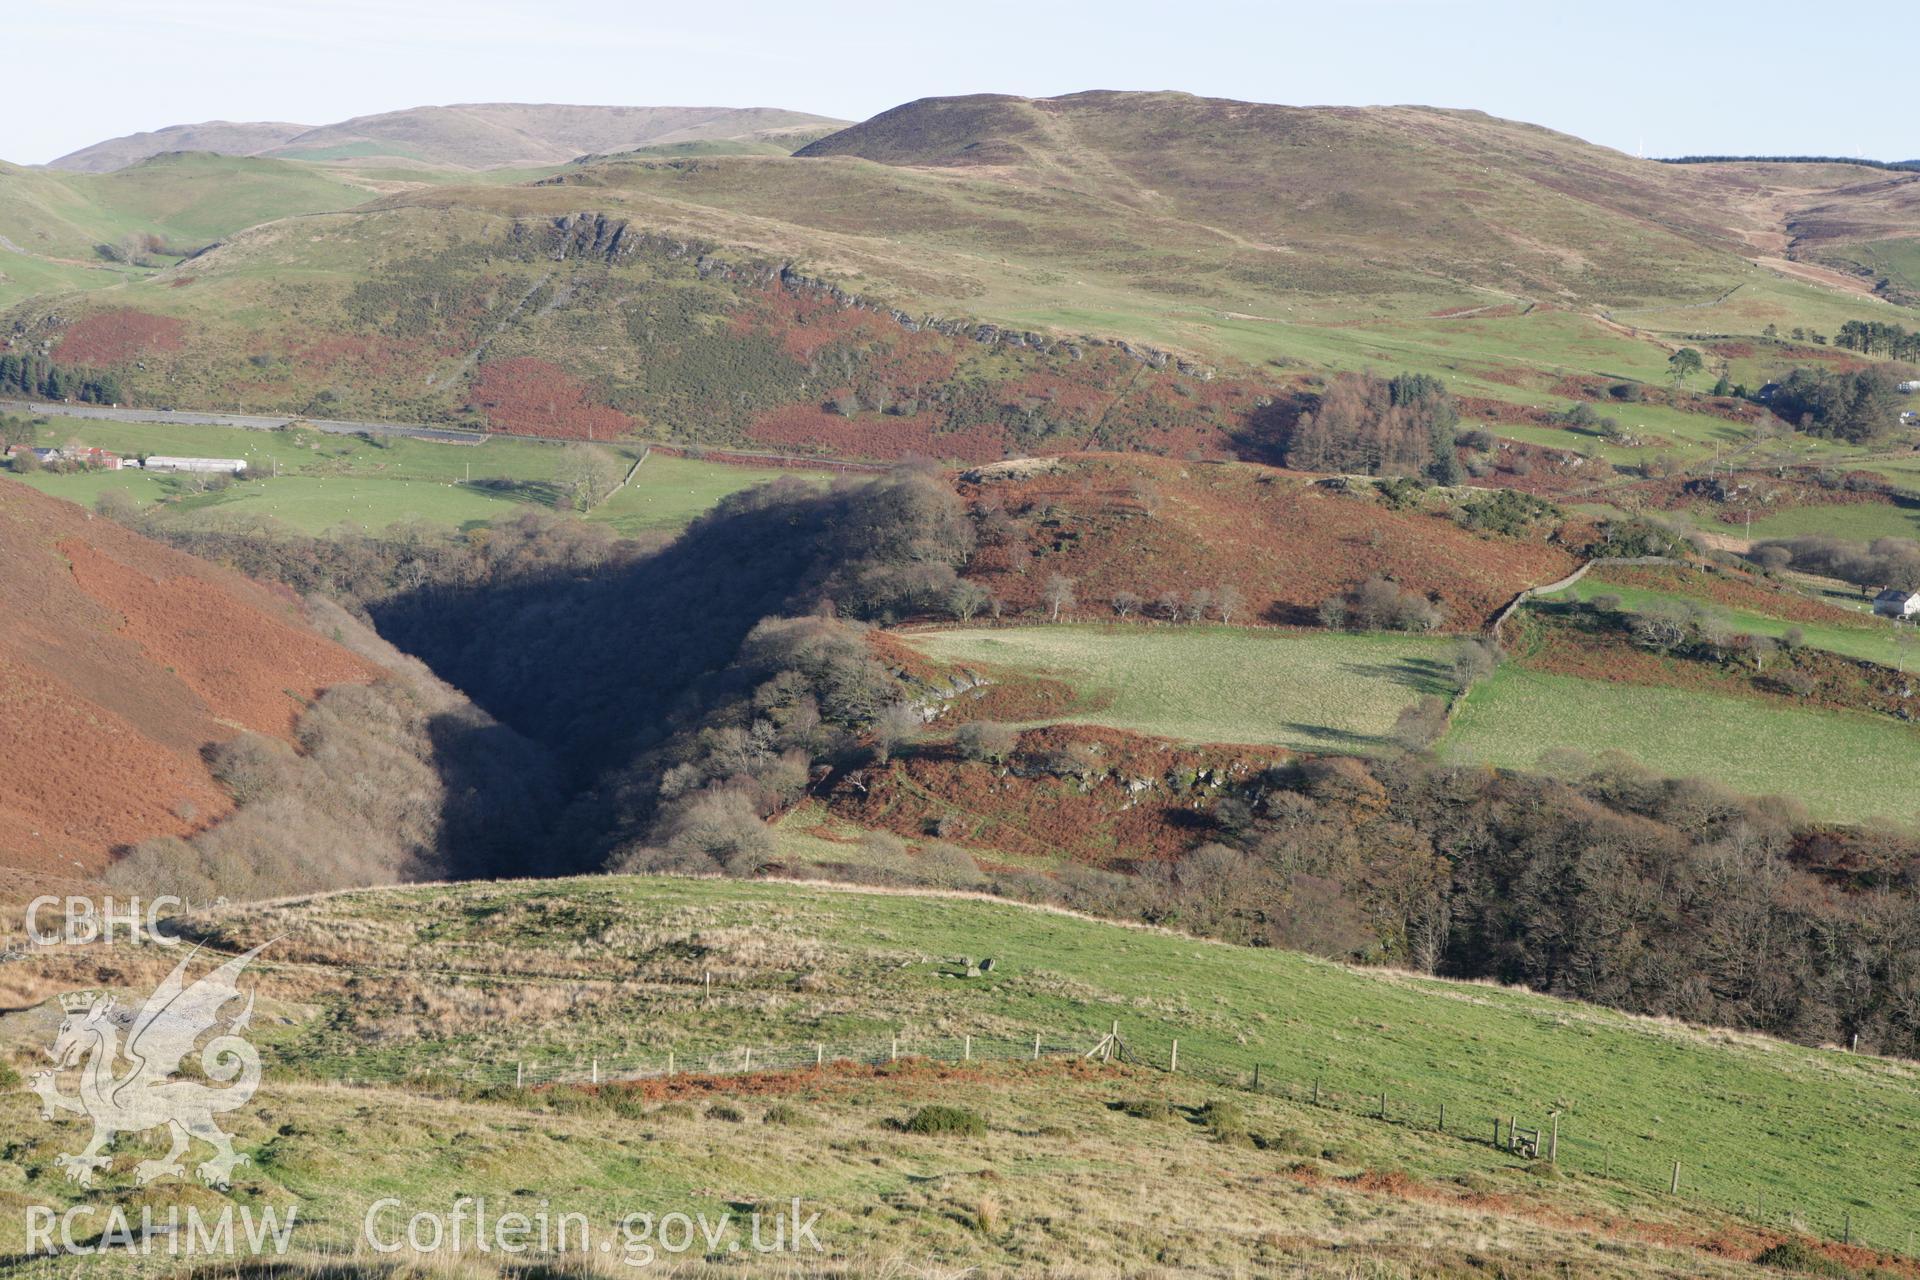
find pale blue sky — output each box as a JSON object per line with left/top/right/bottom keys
{"left": 8, "top": 0, "right": 1913, "bottom": 165}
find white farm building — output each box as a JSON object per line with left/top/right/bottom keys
{"left": 1873, "top": 588, "right": 1920, "bottom": 620}
{"left": 139, "top": 456, "right": 247, "bottom": 475}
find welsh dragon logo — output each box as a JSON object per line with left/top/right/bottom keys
{"left": 28, "top": 942, "right": 269, "bottom": 1188}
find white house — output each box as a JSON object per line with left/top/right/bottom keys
{"left": 1872, "top": 588, "right": 1920, "bottom": 620}
{"left": 140, "top": 456, "right": 247, "bottom": 475}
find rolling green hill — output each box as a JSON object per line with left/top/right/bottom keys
{"left": 0, "top": 153, "right": 378, "bottom": 306}
{"left": 9, "top": 92, "right": 1915, "bottom": 460}
{"left": 4, "top": 874, "right": 1914, "bottom": 1276}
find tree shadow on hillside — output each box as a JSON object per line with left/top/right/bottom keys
{"left": 423, "top": 709, "right": 575, "bottom": 878}
{"left": 1228, "top": 390, "right": 1313, "bottom": 466}
{"left": 1261, "top": 600, "right": 1322, "bottom": 627}
{"left": 1281, "top": 722, "right": 1383, "bottom": 752}
{"left": 1342, "top": 656, "right": 1452, "bottom": 693}
{"left": 371, "top": 480, "right": 845, "bottom": 785}
{"left": 468, "top": 476, "right": 568, "bottom": 507}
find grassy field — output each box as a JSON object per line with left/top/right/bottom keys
{"left": 1441, "top": 665, "right": 1920, "bottom": 822}
{"left": 5, "top": 874, "right": 1917, "bottom": 1274}
{"left": 3, "top": 417, "right": 832, "bottom": 535}
{"left": 0, "top": 153, "right": 376, "bottom": 305}
{"left": 1540, "top": 575, "right": 1906, "bottom": 667}
{"left": 1740, "top": 499, "right": 1920, "bottom": 543}
{"left": 901, "top": 625, "right": 1455, "bottom": 750}
{"left": 587, "top": 453, "right": 831, "bottom": 536}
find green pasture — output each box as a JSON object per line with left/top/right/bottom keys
{"left": 1441, "top": 665, "right": 1919, "bottom": 823}
{"left": 1741, "top": 498, "right": 1920, "bottom": 542}
{"left": 587, "top": 453, "right": 831, "bottom": 535}
{"left": 1540, "top": 575, "right": 1903, "bottom": 667}
{"left": 4, "top": 416, "right": 832, "bottom": 536}
{"left": 103, "top": 873, "right": 1920, "bottom": 1250}
{"left": 902, "top": 624, "right": 1454, "bottom": 750}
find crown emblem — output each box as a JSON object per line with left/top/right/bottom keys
{"left": 58, "top": 990, "right": 103, "bottom": 1014}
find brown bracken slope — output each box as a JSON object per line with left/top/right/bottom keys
{"left": 0, "top": 484, "right": 378, "bottom": 872}
{"left": 961, "top": 454, "right": 1576, "bottom": 629}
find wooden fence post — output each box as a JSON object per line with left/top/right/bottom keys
{"left": 1549, "top": 1112, "right": 1559, "bottom": 1162}
{"left": 591, "top": 1058, "right": 599, "bottom": 1085}
{"left": 704, "top": 970, "right": 712, "bottom": 1006}
{"left": 1670, "top": 1160, "right": 1681, "bottom": 1196}
{"left": 1844, "top": 1210, "right": 1852, "bottom": 1246}
{"left": 964, "top": 1034, "right": 972, "bottom": 1061}
{"left": 1493, "top": 1116, "right": 1502, "bottom": 1149}
{"left": 667, "top": 1049, "right": 674, "bottom": 1077}
{"left": 1252, "top": 1063, "right": 1261, "bottom": 1090}
{"left": 744, "top": 1046, "right": 752, "bottom": 1073}
{"left": 815, "top": 1043, "right": 823, "bottom": 1068}
{"left": 891, "top": 1036, "right": 899, "bottom": 1062}
{"left": 1380, "top": 1091, "right": 1388, "bottom": 1120}
{"left": 1169, "top": 1039, "right": 1179, "bottom": 1072}
{"left": 515, "top": 1061, "right": 522, "bottom": 1088}
{"left": 1509, "top": 1114, "right": 1517, "bottom": 1155}
{"left": 1438, "top": 1103, "right": 1445, "bottom": 1132}
{"left": 1033, "top": 1032, "right": 1041, "bottom": 1061}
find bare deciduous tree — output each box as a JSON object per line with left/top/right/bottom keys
{"left": 1043, "top": 573, "right": 1077, "bottom": 622}
{"left": 954, "top": 720, "right": 1018, "bottom": 763}
{"left": 871, "top": 702, "right": 924, "bottom": 765}
{"left": 557, "top": 444, "right": 624, "bottom": 513}
{"left": 948, "top": 580, "right": 991, "bottom": 622}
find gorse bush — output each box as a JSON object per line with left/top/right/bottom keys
{"left": 1752, "top": 1238, "right": 1854, "bottom": 1276}
{"left": 1457, "top": 489, "right": 1559, "bottom": 536}
{"left": 762, "top": 1102, "right": 813, "bottom": 1127}
{"left": 901, "top": 1105, "right": 986, "bottom": 1137}
{"left": 1196, "top": 1098, "right": 1248, "bottom": 1137}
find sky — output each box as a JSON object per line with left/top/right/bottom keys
{"left": 7, "top": 0, "right": 1914, "bottom": 165}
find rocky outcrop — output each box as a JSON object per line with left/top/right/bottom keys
{"left": 521, "top": 211, "right": 1217, "bottom": 378}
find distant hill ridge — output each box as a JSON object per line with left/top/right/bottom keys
{"left": 10, "top": 89, "right": 1920, "bottom": 432}
{"left": 1659, "top": 154, "right": 1920, "bottom": 173}
{"left": 49, "top": 103, "right": 849, "bottom": 173}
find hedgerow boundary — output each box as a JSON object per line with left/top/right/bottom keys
{"left": 325, "top": 1021, "right": 1915, "bottom": 1262}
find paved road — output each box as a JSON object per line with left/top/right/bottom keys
{"left": 1, "top": 399, "right": 489, "bottom": 445}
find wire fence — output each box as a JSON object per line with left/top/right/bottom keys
{"left": 350, "top": 1033, "right": 1093, "bottom": 1090}
{"left": 323, "top": 1021, "right": 1915, "bottom": 1261}
{"left": 1134, "top": 1032, "right": 1913, "bottom": 1261}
